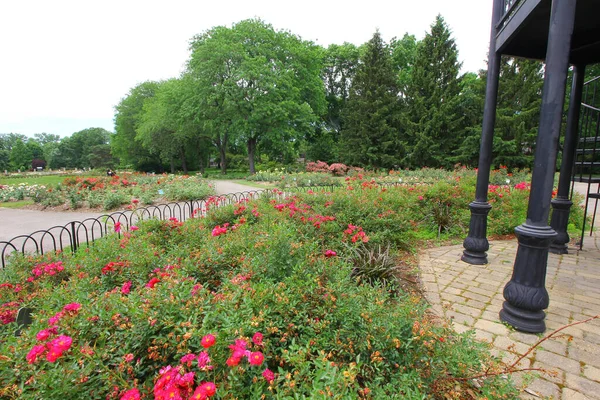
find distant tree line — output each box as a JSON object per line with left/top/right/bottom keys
{"left": 9, "top": 16, "right": 596, "bottom": 174}
{"left": 0, "top": 128, "right": 114, "bottom": 172}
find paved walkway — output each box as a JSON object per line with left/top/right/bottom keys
{"left": 420, "top": 235, "right": 600, "bottom": 399}
{"left": 0, "top": 180, "right": 258, "bottom": 243}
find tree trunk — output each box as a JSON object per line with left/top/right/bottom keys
{"left": 170, "top": 158, "right": 175, "bottom": 174}
{"left": 180, "top": 147, "right": 188, "bottom": 174}
{"left": 219, "top": 146, "right": 227, "bottom": 174}
{"left": 198, "top": 149, "right": 205, "bottom": 174}
{"left": 247, "top": 137, "right": 257, "bottom": 174}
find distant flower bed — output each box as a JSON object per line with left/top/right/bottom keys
{"left": 0, "top": 173, "right": 215, "bottom": 211}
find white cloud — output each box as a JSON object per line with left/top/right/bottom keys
{"left": 0, "top": 0, "right": 492, "bottom": 137}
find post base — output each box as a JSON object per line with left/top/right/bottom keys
{"left": 462, "top": 201, "right": 492, "bottom": 265}
{"left": 549, "top": 197, "right": 572, "bottom": 255}
{"left": 499, "top": 301, "right": 546, "bottom": 333}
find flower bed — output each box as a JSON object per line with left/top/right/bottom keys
{"left": 0, "top": 175, "right": 585, "bottom": 399}
{"left": 0, "top": 173, "right": 214, "bottom": 211}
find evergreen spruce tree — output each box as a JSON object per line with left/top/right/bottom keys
{"left": 339, "top": 31, "right": 400, "bottom": 168}
{"left": 493, "top": 57, "right": 543, "bottom": 168}
{"left": 404, "top": 15, "right": 463, "bottom": 169}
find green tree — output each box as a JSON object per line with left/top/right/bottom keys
{"left": 306, "top": 43, "right": 361, "bottom": 163}
{"left": 492, "top": 57, "right": 543, "bottom": 168}
{"left": 113, "top": 81, "right": 163, "bottom": 171}
{"left": 390, "top": 33, "right": 418, "bottom": 98}
{"left": 187, "top": 19, "right": 326, "bottom": 174}
{"left": 9, "top": 139, "right": 33, "bottom": 171}
{"left": 339, "top": 30, "right": 400, "bottom": 168}
{"left": 33, "top": 133, "right": 61, "bottom": 168}
{"left": 136, "top": 78, "right": 197, "bottom": 173}
{"left": 52, "top": 128, "right": 111, "bottom": 169}
{"left": 404, "top": 15, "right": 463, "bottom": 169}
{"left": 0, "top": 135, "right": 9, "bottom": 171}
{"left": 0, "top": 134, "right": 28, "bottom": 171}
{"left": 452, "top": 72, "right": 486, "bottom": 166}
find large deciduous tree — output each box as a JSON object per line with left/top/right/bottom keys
{"left": 113, "top": 81, "right": 162, "bottom": 171}
{"left": 53, "top": 128, "right": 112, "bottom": 169}
{"left": 308, "top": 43, "right": 361, "bottom": 163}
{"left": 339, "top": 31, "right": 401, "bottom": 169}
{"left": 404, "top": 15, "right": 463, "bottom": 169}
{"left": 136, "top": 78, "right": 198, "bottom": 173}
{"left": 187, "top": 19, "right": 325, "bottom": 174}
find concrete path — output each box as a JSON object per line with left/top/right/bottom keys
{"left": 0, "top": 180, "right": 259, "bottom": 243}
{"left": 420, "top": 235, "right": 600, "bottom": 399}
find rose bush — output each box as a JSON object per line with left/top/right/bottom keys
{"left": 0, "top": 173, "right": 214, "bottom": 211}
{"left": 2, "top": 173, "right": 584, "bottom": 399}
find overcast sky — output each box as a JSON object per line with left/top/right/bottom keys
{"left": 0, "top": 0, "right": 493, "bottom": 138}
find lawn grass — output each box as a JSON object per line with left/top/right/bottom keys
{"left": 0, "top": 199, "right": 34, "bottom": 208}
{"left": 0, "top": 174, "right": 77, "bottom": 186}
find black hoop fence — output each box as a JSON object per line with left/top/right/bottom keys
{"left": 2, "top": 184, "right": 393, "bottom": 268}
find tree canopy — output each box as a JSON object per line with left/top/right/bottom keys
{"left": 4, "top": 15, "right": 563, "bottom": 174}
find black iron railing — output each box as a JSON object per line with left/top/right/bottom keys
{"left": 0, "top": 183, "right": 412, "bottom": 268}
{"left": 1, "top": 186, "right": 363, "bottom": 268}
{"left": 497, "top": 0, "right": 524, "bottom": 31}
{"left": 572, "top": 75, "right": 600, "bottom": 248}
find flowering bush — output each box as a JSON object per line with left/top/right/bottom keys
{"left": 0, "top": 173, "right": 214, "bottom": 210}
{"left": 328, "top": 163, "right": 349, "bottom": 176}
{"left": 3, "top": 175, "right": 579, "bottom": 398}
{"left": 305, "top": 160, "right": 330, "bottom": 173}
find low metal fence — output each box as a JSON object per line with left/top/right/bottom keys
{"left": 1, "top": 185, "right": 367, "bottom": 268}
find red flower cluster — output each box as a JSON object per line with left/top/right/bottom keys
{"left": 101, "top": 261, "right": 126, "bottom": 275}
{"left": 302, "top": 214, "right": 336, "bottom": 229}
{"left": 121, "top": 281, "right": 132, "bottom": 295}
{"left": 344, "top": 224, "right": 369, "bottom": 243}
{"left": 272, "top": 198, "right": 311, "bottom": 217}
{"left": 324, "top": 250, "right": 337, "bottom": 258}
{"left": 28, "top": 261, "right": 64, "bottom": 282}
{"left": 0, "top": 301, "right": 20, "bottom": 325}
{"left": 151, "top": 364, "right": 216, "bottom": 400}
{"left": 201, "top": 334, "right": 216, "bottom": 349}
{"left": 27, "top": 326, "right": 73, "bottom": 364}
{"left": 211, "top": 224, "right": 229, "bottom": 237}
{"left": 514, "top": 182, "right": 530, "bottom": 191}
{"left": 146, "top": 277, "right": 160, "bottom": 289}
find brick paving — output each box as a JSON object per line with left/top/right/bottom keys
{"left": 420, "top": 233, "right": 600, "bottom": 399}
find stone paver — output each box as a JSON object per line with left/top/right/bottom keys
{"left": 420, "top": 233, "right": 600, "bottom": 399}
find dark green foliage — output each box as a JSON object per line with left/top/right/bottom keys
{"left": 113, "top": 81, "right": 163, "bottom": 171}
{"left": 390, "top": 33, "right": 418, "bottom": 97}
{"left": 187, "top": 19, "right": 325, "bottom": 174}
{"left": 493, "top": 58, "right": 543, "bottom": 168}
{"left": 52, "top": 127, "right": 112, "bottom": 169}
{"left": 339, "top": 31, "right": 401, "bottom": 169}
{"left": 404, "top": 15, "right": 463, "bottom": 169}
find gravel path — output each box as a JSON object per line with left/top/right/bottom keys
{"left": 0, "top": 180, "right": 259, "bottom": 243}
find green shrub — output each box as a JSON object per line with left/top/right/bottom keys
{"left": 162, "top": 177, "right": 214, "bottom": 201}
{"left": 102, "top": 191, "right": 129, "bottom": 210}
{"left": 0, "top": 176, "right": 527, "bottom": 399}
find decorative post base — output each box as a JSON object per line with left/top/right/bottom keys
{"left": 499, "top": 223, "right": 554, "bottom": 333}
{"left": 462, "top": 201, "right": 492, "bottom": 265}
{"left": 549, "top": 197, "right": 573, "bottom": 254}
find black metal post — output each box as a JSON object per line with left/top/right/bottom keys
{"left": 462, "top": 0, "right": 503, "bottom": 265}
{"left": 500, "top": 0, "right": 577, "bottom": 333}
{"left": 550, "top": 64, "right": 586, "bottom": 254}
{"left": 70, "top": 221, "right": 78, "bottom": 253}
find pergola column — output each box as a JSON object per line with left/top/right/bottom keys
{"left": 462, "top": 0, "right": 503, "bottom": 265}
{"left": 550, "top": 64, "right": 586, "bottom": 254}
{"left": 500, "top": 0, "right": 577, "bottom": 333}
